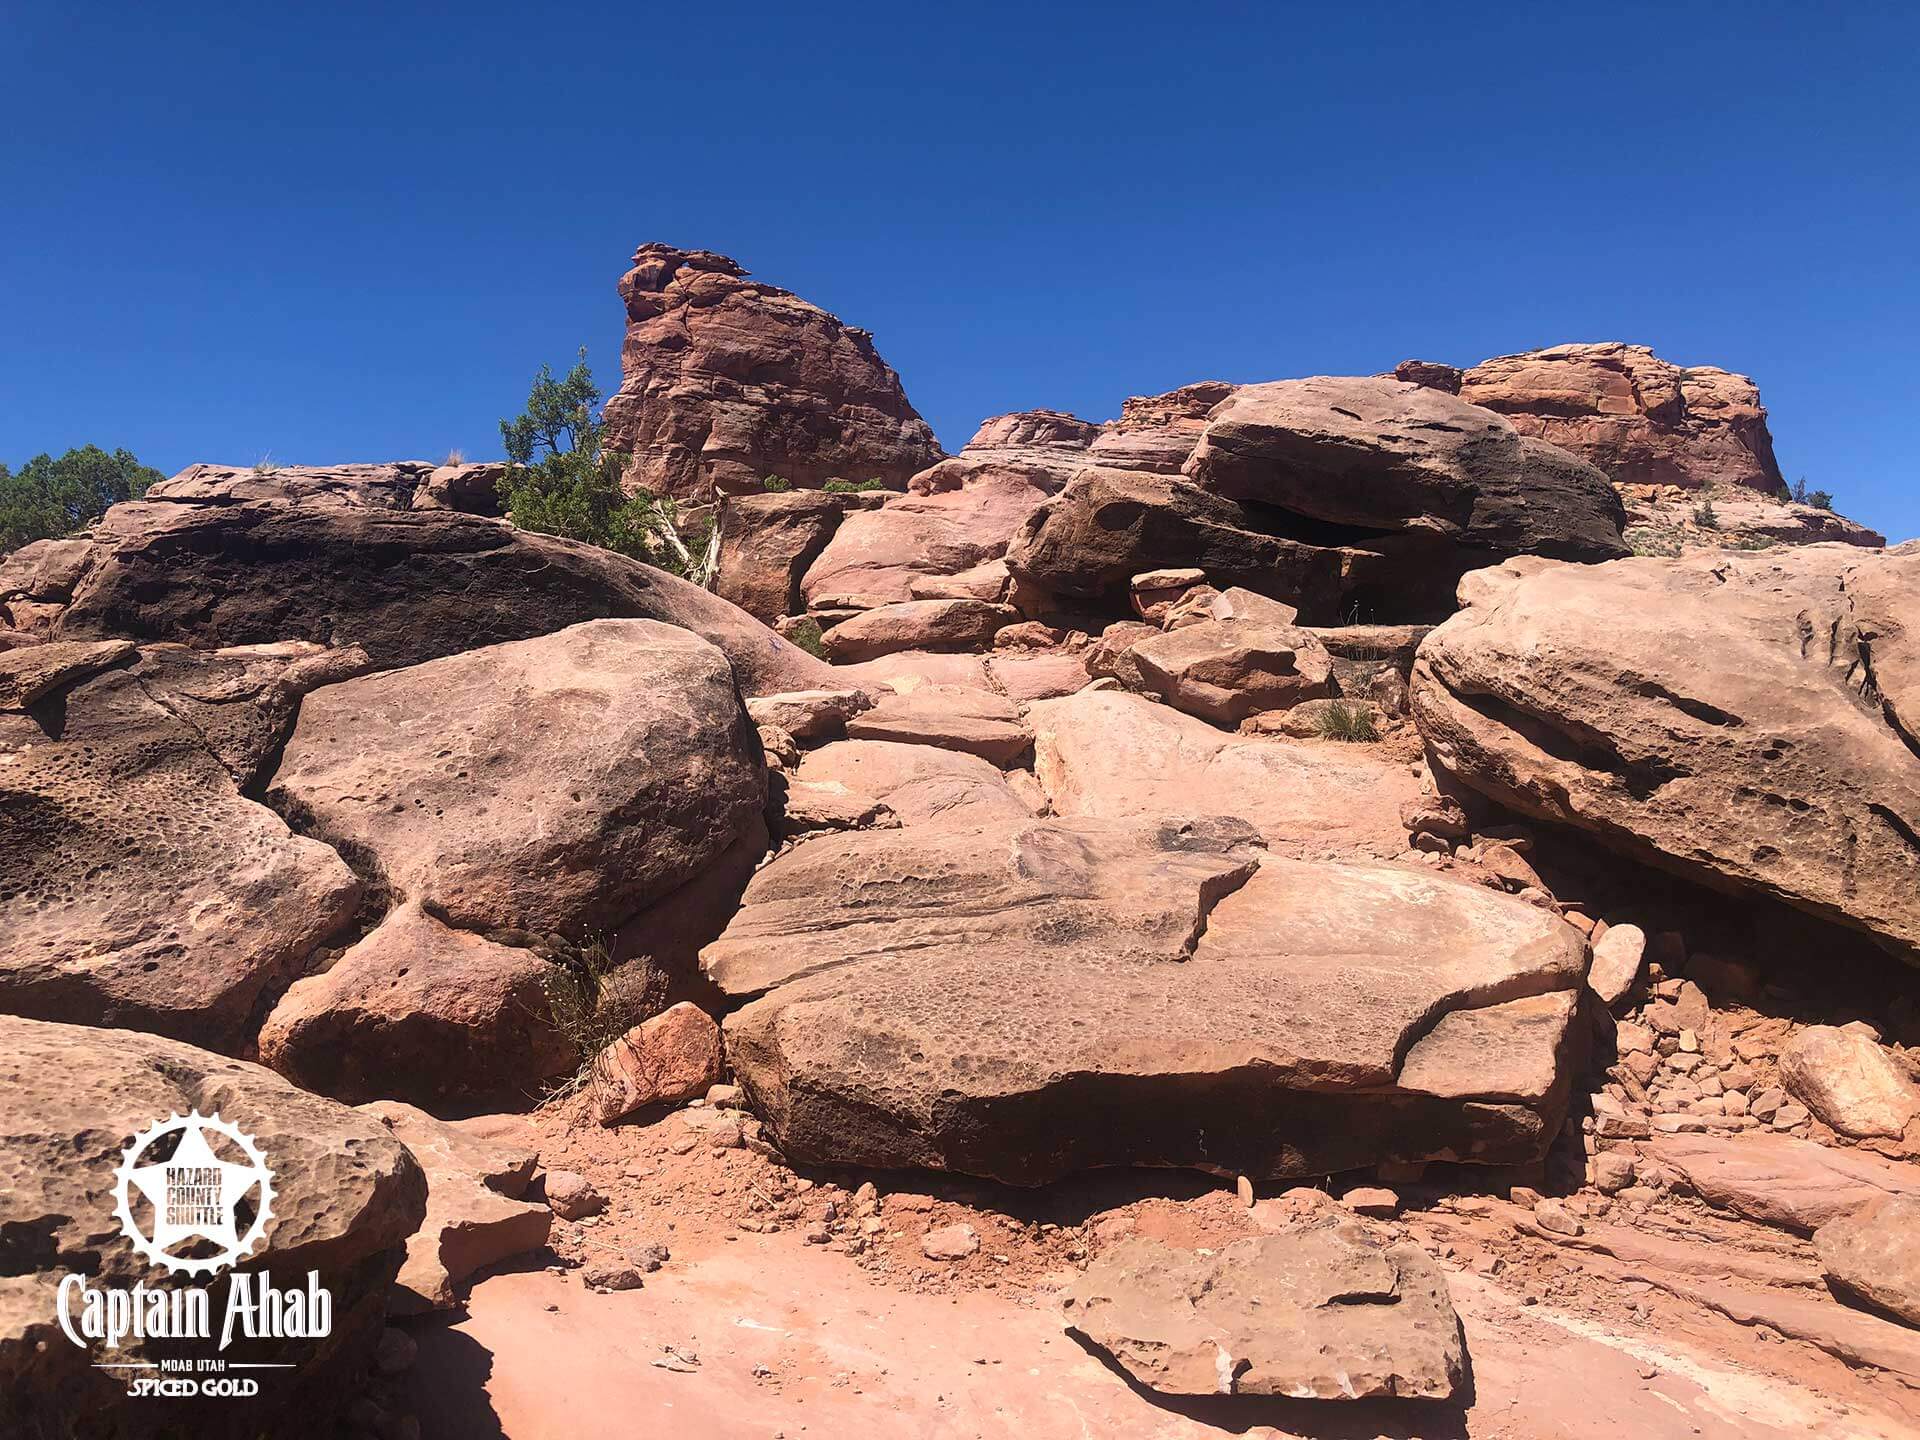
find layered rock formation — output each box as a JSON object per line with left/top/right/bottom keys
{"left": 1452, "top": 342, "right": 1785, "bottom": 493}
{"left": 1412, "top": 546, "right": 1920, "bottom": 961}
{"left": 602, "top": 244, "right": 942, "bottom": 500}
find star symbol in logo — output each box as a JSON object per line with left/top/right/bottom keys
{"left": 123, "top": 1119, "right": 259, "bottom": 1256}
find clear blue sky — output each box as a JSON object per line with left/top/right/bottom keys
{"left": 5, "top": 3, "right": 1916, "bottom": 540}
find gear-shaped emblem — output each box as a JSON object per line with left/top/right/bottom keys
{"left": 113, "top": 1110, "right": 275, "bottom": 1277}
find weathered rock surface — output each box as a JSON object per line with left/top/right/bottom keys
{"left": 1184, "top": 375, "right": 1629, "bottom": 571}
{"left": 410, "top": 461, "right": 507, "bottom": 515}
{"left": 1778, "top": 1026, "right": 1919, "bottom": 1139}
{"left": 1412, "top": 546, "right": 1920, "bottom": 962}
{"left": 793, "top": 739, "right": 1030, "bottom": 829}
{"left": 47, "top": 474, "right": 833, "bottom": 695}
{"left": 1, "top": 669, "right": 361, "bottom": 1048}
{"left": 0, "top": 637, "right": 133, "bottom": 708}
{"left": 128, "top": 639, "right": 372, "bottom": 788}
{"left": 269, "top": 620, "right": 766, "bottom": 939}
{"left": 845, "top": 683, "right": 1033, "bottom": 766}
{"left": 1063, "top": 1223, "right": 1465, "bottom": 1399}
{"left": 357, "top": 1100, "right": 549, "bottom": 1315}
{"left": 1028, "top": 689, "right": 1420, "bottom": 860}
{"left": 591, "top": 1001, "right": 723, "bottom": 1124}
{"left": 1118, "top": 619, "right": 1334, "bottom": 725}
{"left": 818, "top": 598, "right": 1015, "bottom": 662}
{"left": 0, "top": 1016, "right": 427, "bottom": 1438}
{"left": 602, "top": 244, "right": 941, "bottom": 500}
{"left": 1622, "top": 485, "right": 1885, "bottom": 553}
{"left": 1086, "top": 381, "right": 1238, "bottom": 474}
{"left": 709, "top": 816, "right": 1584, "bottom": 1185}
{"left": 1815, "top": 1197, "right": 1920, "bottom": 1325}
{"left": 745, "top": 687, "right": 874, "bottom": 742}
{"left": 800, "top": 444, "right": 1083, "bottom": 609}
{"left": 1006, "top": 466, "right": 1376, "bottom": 621}
{"left": 0, "top": 536, "right": 97, "bottom": 633}
{"left": 258, "top": 903, "right": 573, "bottom": 1109}
{"left": 1648, "top": 1132, "right": 1920, "bottom": 1232}
{"left": 1454, "top": 343, "right": 1784, "bottom": 493}
{"left": 1588, "top": 923, "right": 1647, "bottom": 1007}
{"left": 713, "top": 488, "right": 886, "bottom": 623}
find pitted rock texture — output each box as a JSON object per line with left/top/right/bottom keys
{"left": 1028, "top": 689, "right": 1419, "bottom": 860}
{"left": 1455, "top": 342, "right": 1785, "bottom": 492}
{"left": 1063, "top": 1222, "right": 1465, "bottom": 1399}
{"left": 707, "top": 816, "right": 1584, "bottom": 1185}
{"left": 47, "top": 470, "right": 834, "bottom": 696}
{"left": 259, "top": 902, "right": 574, "bottom": 1110}
{"left": 268, "top": 620, "right": 766, "bottom": 939}
{"left": 128, "top": 639, "right": 372, "bottom": 789}
{"left": 1411, "top": 546, "right": 1920, "bottom": 961}
{"left": 1184, "top": 375, "right": 1628, "bottom": 569}
{"left": 0, "top": 1015, "right": 427, "bottom": 1440}
{"left": 603, "top": 244, "right": 942, "bottom": 500}
{"left": 0, "top": 669, "right": 361, "bottom": 1049}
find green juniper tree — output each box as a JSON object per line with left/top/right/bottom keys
{"left": 0, "top": 445, "right": 165, "bottom": 553}
{"left": 496, "top": 350, "right": 716, "bottom": 581}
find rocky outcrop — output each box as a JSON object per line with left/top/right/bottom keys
{"left": 1184, "top": 374, "right": 1629, "bottom": 575}
{"left": 268, "top": 620, "right": 766, "bottom": 939}
{"left": 602, "top": 244, "right": 942, "bottom": 500}
{"left": 0, "top": 1015, "right": 426, "bottom": 1439}
{"left": 410, "top": 461, "right": 506, "bottom": 515}
{"left": 799, "top": 419, "right": 1093, "bottom": 609}
{"left": 1086, "top": 382, "right": 1237, "bottom": 473}
{"left": 845, "top": 683, "right": 1033, "bottom": 766}
{"left": 356, "top": 1100, "right": 549, "bottom": 1315}
{"left": 818, "top": 598, "right": 1015, "bottom": 662}
{"left": 713, "top": 488, "right": 887, "bottom": 623}
{"left": 1006, "top": 466, "right": 1378, "bottom": 621}
{"left": 1064, "top": 1222, "right": 1465, "bottom": 1399}
{"left": 45, "top": 467, "right": 834, "bottom": 696}
{"left": 1453, "top": 343, "right": 1784, "bottom": 493}
{"left": 1, "top": 668, "right": 361, "bottom": 1049}
{"left": 708, "top": 815, "right": 1584, "bottom": 1185}
{"left": 1411, "top": 546, "right": 1920, "bottom": 962}
{"left": 1621, "top": 485, "right": 1885, "bottom": 552}
{"left": 1109, "top": 619, "right": 1335, "bottom": 725}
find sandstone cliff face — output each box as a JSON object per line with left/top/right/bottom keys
{"left": 1449, "top": 342, "right": 1785, "bottom": 493}
{"left": 602, "top": 244, "right": 944, "bottom": 501}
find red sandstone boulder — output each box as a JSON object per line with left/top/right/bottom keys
{"left": 819, "top": 599, "right": 1017, "bottom": 662}
{"left": 1087, "top": 382, "right": 1238, "bottom": 474}
{"left": 713, "top": 488, "right": 888, "bottom": 623}
{"left": 603, "top": 244, "right": 942, "bottom": 500}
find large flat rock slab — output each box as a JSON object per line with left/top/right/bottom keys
{"left": 1412, "top": 546, "right": 1920, "bottom": 961}
{"left": 708, "top": 816, "right": 1584, "bottom": 1185}
{"left": 269, "top": 619, "right": 766, "bottom": 937}
{"left": 793, "top": 738, "right": 1031, "bottom": 828}
{"left": 1063, "top": 1222, "right": 1465, "bottom": 1399}
{"left": 1028, "top": 689, "right": 1420, "bottom": 861}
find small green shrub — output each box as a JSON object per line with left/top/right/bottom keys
{"left": 761, "top": 475, "right": 792, "bottom": 492}
{"left": 1314, "top": 701, "right": 1379, "bottom": 743}
{"left": 1807, "top": 490, "right": 1834, "bottom": 511}
{"left": 1693, "top": 498, "right": 1719, "bottom": 529}
{"left": 822, "top": 478, "right": 889, "bottom": 494}
{"left": 539, "top": 939, "right": 671, "bottom": 1098}
{"left": 784, "top": 617, "right": 827, "bottom": 658}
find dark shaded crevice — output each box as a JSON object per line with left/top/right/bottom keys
{"left": 1624, "top": 678, "right": 1742, "bottom": 728}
